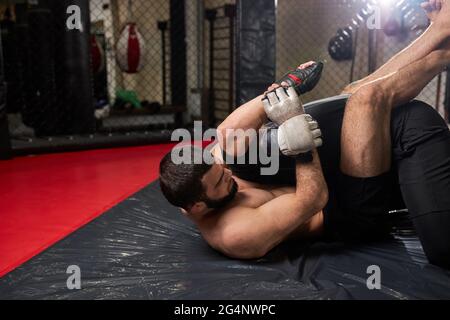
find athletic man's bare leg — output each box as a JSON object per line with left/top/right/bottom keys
{"left": 343, "top": 0, "right": 450, "bottom": 94}
{"left": 340, "top": 45, "right": 450, "bottom": 177}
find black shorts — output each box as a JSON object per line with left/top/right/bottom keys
{"left": 323, "top": 99, "right": 450, "bottom": 244}
{"left": 322, "top": 171, "right": 398, "bottom": 242}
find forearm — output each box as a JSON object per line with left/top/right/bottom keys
{"left": 217, "top": 95, "right": 268, "bottom": 157}
{"left": 265, "top": 150, "right": 328, "bottom": 247}
{"left": 344, "top": 22, "right": 449, "bottom": 94}
{"left": 218, "top": 95, "right": 267, "bottom": 133}
{"left": 378, "top": 48, "right": 450, "bottom": 106}
{"left": 226, "top": 150, "right": 328, "bottom": 260}
{"left": 294, "top": 150, "right": 328, "bottom": 213}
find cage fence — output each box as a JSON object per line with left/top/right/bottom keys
{"left": 0, "top": 0, "right": 448, "bottom": 157}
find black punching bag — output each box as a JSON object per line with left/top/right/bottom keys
{"left": 52, "top": 0, "right": 95, "bottom": 134}
{"left": 236, "top": 0, "right": 276, "bottom": 105}
{"left": 15, "top": 3, "right": 33, "bottom": 129}
{"left": 1, "top": 25, "right": 12, "bottom": 159}
{"left": 26, "top": 2, "right": 59, "bottom": 136}
{"left": 1, "top": 7, "right": 21, "bottom": 113}
{"left": 170, "top": 0, "right": 187, "bottom": 108}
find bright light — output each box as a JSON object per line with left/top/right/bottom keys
{"left": 374, "top": 0, "right": 394, "bottom": 8}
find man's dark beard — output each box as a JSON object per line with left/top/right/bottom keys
{"left": 202, "top": 180, "right": 238, "bottom": 209}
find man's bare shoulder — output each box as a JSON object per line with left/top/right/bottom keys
{"left": 196, "top": 187, "right": 290, "bottom": 252}
{"left": 196, "top": 203, "right": 251, "bottom": 254}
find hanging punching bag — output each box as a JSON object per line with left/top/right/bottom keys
{"left": 328, "top": 28, "right": 353, "bottom": 61}
{"left": 0, "top": 25, "right": 12, "bottom": 160}
{"left": 91, "top": 34, "right": 105, "bottom": 74}
{"left": 116, "top": 22, "right": 145, "bottom": 74}
{"left": 52, "top": 0, "right": 95, "bottom": 135}
{"left": 1, "top": 7, "right": 22, "bottom": 113}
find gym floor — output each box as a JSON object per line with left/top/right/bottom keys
{"left": 0, "top": 144, "right": 174, "bottom": 277}
{"left": 1, "top": 143, "right": 450, "bottom": 300}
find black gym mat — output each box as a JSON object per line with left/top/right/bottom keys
{"left": 1, "top": 182, "right": 449, "bottom": 300}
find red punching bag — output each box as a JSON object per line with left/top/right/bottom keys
{"left": 91, "top": 35, "right": 105, "bottom": 74}
{"left": 116, "top": 22, "right": 146, "bottom": 74}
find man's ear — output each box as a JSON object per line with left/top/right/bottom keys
{"left": 186, "top": 201, "right": 208, "bottom": 217}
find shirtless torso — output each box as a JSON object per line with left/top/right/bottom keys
{"left": 195, "top": 173, "right": 325, "bottom": 253}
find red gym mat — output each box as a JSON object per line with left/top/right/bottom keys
{"left": 0, "top": 144, "right": 175, "bottom": 277}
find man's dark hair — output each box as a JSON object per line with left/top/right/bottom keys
{"left": 159, "top": 146, "right": 212, "bottom": 210}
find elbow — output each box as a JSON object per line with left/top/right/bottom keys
{"left": 223, "top": 247, "right": 266, "bottom": 260}
{"left": 220, "top": 232, "right": 269, "bottom": 260}
{"left": 216, "top": 126, "right": 226, "bottom": 143}
{"left": 216, "top": 125, "right": 233, "bottom": 150}
{"left": 316, "top": 186, "right": 329, "bottom": 211}
{"left": 297, "top": 183, "right": 329, "bottom": 213}
{"left": 216, "top": 124, "right": 227, "bottom": 135}
{"left": 312, "top": 180, "right": 329, "bottom": 211}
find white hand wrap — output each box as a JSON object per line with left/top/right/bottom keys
{"left": 277, "top": 114, "right": 323, "bottom": 156}
{"left": 263, "top": 87, "right": 305, "bottom": 125}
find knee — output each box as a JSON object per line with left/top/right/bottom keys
{"left": 352, "top": 83, "right": 389, "bottom": 108}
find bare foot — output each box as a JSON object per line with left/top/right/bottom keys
{"left": 264, "top": 83, "right": 281, "bottom": 95}
{"left": 421, "top": 0, "right": 442, "bottom": 22}
{"left": 297, "top": 61, "right": 316, "bottom": 70}
{"left": 433, "top": 0, "right": 450, "bottom": 28}
{"left": 279, "top": 61, "right": 316, "bottom": 87}
{"left": 266, "top": 61, "right": 318, "bottom": 95}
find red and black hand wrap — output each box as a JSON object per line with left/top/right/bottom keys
{"left": 277, "top": 61, "right": 324, "bottom": 95}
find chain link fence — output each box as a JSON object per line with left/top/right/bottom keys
{"left": 276, "top": 0, "right": 448, "bottom": 120}
{"left": 1, "top": 0, "right": 204, "bottom": 154}
{"left": 0, "top": 0, "right": 448, "bottom": 156}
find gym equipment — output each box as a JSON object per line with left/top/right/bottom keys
{"left": 113, "top": 89, "right": 142, "bottom": 110}
{"left": 205, "top": 4, "right": 238, "bottom": 126}
{"left": 91, "top": 34, "right": 105, "bottom": 74}
{"left": 328, "top": 28, "right": 353, "bottom": 61}
{"left": 24, "top": 3, "right": 58, "bottom": 136}
{"left": 0, "top": 22, "right": 12, "bottom": 160}
{"left": 116, "top": 0, "right": 146, "bottom": 74}
{"left": 157, "top": 21, "right": 168, "bottom": 107}
{"left": 205, "top": 8, "right": 217, "bottom": 127}
{"left": 116, "top": 23, "right": 145, "bottom": 74}
{"left": 14, "top": 3, "right": 31, "bottom": 127}
{"left": 169, "top": 0, "right": 187, "bottom": 114}
{"left": 1, "top": 7, "right": 22, "bottom": 113}
{"left": 235, "top": 0, "right": 275, "bottom": 106}
{"left": 52, "top": 0, "right": 95, "bottom": 135}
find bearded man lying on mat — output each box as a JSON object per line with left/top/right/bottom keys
{"left": 159, "top": 0, "right": 450, "bottom": 269}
